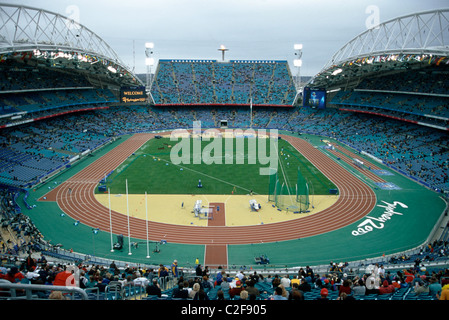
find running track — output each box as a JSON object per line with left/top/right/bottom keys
{"left": 40, "top": 133, "right": 377, "bottom": 246}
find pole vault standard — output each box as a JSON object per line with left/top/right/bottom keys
{"left": 126, "top": 179, "right": 132, "bottom": 255}
{"left": 145, "top": 191, "right": 150, "bottom": 259}
{"left": 109, "top": 188, "right": 114, "bottom": 252}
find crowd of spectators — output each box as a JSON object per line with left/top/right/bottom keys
{"left": 151, "top": 60, "right": 297, "bottom": 106}
{"left": 1, "top": 102, "right": 448, "bottom": 193}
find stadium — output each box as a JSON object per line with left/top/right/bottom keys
{"left": 0, "top": 2, "right": 448, "bottom": 304}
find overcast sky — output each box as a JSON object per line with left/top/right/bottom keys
{"left": 3, "top": 0, "right": 448, "bottom": 75}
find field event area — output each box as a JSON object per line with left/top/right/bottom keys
{"left": 99, "top": 134, "right": 337, "bottom": 196}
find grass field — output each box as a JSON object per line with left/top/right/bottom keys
{"left": 98, "top": 137, "right": 337, "bottom": 195}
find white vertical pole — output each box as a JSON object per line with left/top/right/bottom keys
{"left": 145, "top": 191, "right": 150, "bottom": 258}
{"left": 250, "top": 98, "right": 253, "bottom": 127}
{"left": 126, "top": 179, "right": 132, "bottom": 255}
{"left": 109, "top": 188, "right": 114, "bottom": 252}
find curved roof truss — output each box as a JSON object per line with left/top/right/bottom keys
{"left": 323, "top": 8, "right": 449, "bottom": 71}
{"left": 0, "top": 3, "right": 143, "bottom": 87}
{"left": 0, "top": 3, "right": 121, "bottom": 61}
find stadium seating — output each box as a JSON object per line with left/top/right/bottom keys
{"left": 0, "top": 103, "right": 448, "bottom": 193}
{"left": 150, "top": 60, "right": 297, "bottom": 106}
{"left": 1, "top": 55, "right": 449, "bottom": 303}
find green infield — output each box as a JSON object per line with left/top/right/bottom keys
{"left": 99, "top": 137, "right": 337, "bottom": 195}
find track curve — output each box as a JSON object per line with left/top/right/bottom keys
{"left": 42, "top": 133, "right": 376, "bottom": 245}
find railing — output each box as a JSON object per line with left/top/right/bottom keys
{"left": 0, "top": 281, "right": 88, "bottom": 300}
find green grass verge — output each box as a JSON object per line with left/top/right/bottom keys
{"left": 99, "top": 137, "right": 337, "bottom": 195}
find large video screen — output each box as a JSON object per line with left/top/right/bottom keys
{"left": 303, "top": 87, "right": 326, "bottom": 108}
{"left": 120, "top": 86, "right": 147, "bottom": 104}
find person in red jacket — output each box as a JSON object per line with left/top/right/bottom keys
{"left": 0, "top": 267, "right": 25, "bottom": 283}
{"left": 379, "top": 280, "right": 395, "bottom": 295}
{"left": 403, "top": 269, "right": 414, "bottom": 284}
{"left": 338, "top": 279, "right": 352, "bottom": 297}
{"left": 53, "top": 266, "right": 75, "bottom": 287}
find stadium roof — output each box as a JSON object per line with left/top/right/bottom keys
{"left": 308, "top": 8, "right": 449, "bottom": 90}
{"left": 0, "top": 3, "right": 142, "bottom": 87}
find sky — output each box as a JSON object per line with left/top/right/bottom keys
{"left": 2, "top": 0, "right": 448, "bottom": 76}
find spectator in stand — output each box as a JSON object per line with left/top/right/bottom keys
{"left": 289, "top": 282, "right": 304, "bottom": 301}
{"left": 195, "top": 264, "right": 203, "bottom": 277}
{"left": 316, "top": 288, "right": 329, "bottom": 301}
{"left": 94, "top": 276, "right": 108, "bottom": 293}
{"left": 216, "top": 289, "right": 225, "bottom": 300}
{"left": 352, "top": 279, "right": 366, "bottom": 296}
{"left": 437, "top": 283, "right": 449, "bottom": 300}
{"left": 49, "top": 291, "right": 68, "bottom": 300}
{"left": 338, "top": 279, "right": 352, "bottom": 297}
{"left": 249, "top": 271, "right": 259, "bottom": 283}
{"left": 229, "top": 280, "right": 243, "bottom": 299}
{"left": 378, "top": 280, "right": 396, "bottom": 295}
{"left": 172, "top": 281, "right": 189, "bottom": 299}
{"left": 201, "top": 275, "right": 213, "bottom": 291}
{"left": 428, "top": 276, "right": 442, "bottom": 298}
{"left": 239, "top": 289, "right": 249, "bottom": 300}
{"left": 245, "top": 280, "right": 260, "bottom": 298}
{"left": 298, "top": 277, "right": 312, "bottom": 292}
{"left": 0, "top": 266, "right": 25, "bottom": 283}
{"left": 158, "top": 264, "right": 169, "bottom": 278}
{"left": 53, "top": 265, "right": 75, "bottom": 287}
{"left": 271, "top": 275, "right": 281, "bottom": 288}
{"left": 278, "top": 284, "right": 289, "bottom": 299}
{"left": 290, "top": 275, "right": 300, "bottom": 287}
{"left": 190, "top": 282, "right": 201, "bottom": 299}
{"left": 194, "top": 286, "right": 209, "bottom": 300}
{"left": 337, "top": 292, "right": 355, "bottom": 301}
{"left": 272, "top": 286, "right": 288, "bottom": 300}
{"left": 171, "top": 260, "right": 178, "bottom": 279}
{"left": 280, "top": 275, "right": 291, "bottom": 288}
{"left": 146, "top": 278, "right": 161, "bottom": 297}
{"left": 215, "top": 270, "right": 225, "bottom": 286}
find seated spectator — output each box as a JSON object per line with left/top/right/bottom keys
{"left": 245, "top": 280, "right": 260, "bottom": 298}
{"left": 172, "top": 281, "right": 189, "bottom": 299}
{"left": 379, "top": 280, "right": 396, "bottom": 295}
{"left": 338, "top": 279, "right": 352, "bottom": 297}
{"left": 298, "top": 277, "right": 312, "bottom": 292}
{"left": 272, "top": 286, "right": 287, "bottom": 300}
{"left": 229, "top": 280, "right": 243, "bottom": 299}
{"left": 352, "top": 279, "right": 366, "bottom": 296}
{"left": 428, "top": 276, "right": 442, "bottom": 298}
{"left": 146, "top": 279, "right": 161, "bottom": 297}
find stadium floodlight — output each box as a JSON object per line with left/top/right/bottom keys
{"left": 218, "top": 45, "right": 229, "bottom": 62}
{"left": 293, "top": 44, "right": 303, "bottom": 92}
{"left": 145, "top": 42, "right": 155, "bottom": 94}
{"left": 331, "top": 68, "right": 343, "bottom": 76}
{"left": 145, "top": 57, "right": 154, "bottom": 66}
{"left": 293, "top": 59, "right": 303, "bottom": 67}
{"left": 107, "top": 66, "right": 117, "bottom": 73}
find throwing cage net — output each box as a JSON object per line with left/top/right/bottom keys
{"left": 268, "top": 167, "right": 310, "bottom": 212}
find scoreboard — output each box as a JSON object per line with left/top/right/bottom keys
{"left": 120, "top": 86, "right": 147, "bottom": 104}
{"left": 303, "top": 87, "right": 326, "bottom": 108}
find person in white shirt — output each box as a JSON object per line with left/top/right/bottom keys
{"left": 280, "top": 275, "right": 291, "bottom": 288}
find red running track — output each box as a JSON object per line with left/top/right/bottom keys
{"left": 40, "top": 133, "right": 377, "bottom": 245}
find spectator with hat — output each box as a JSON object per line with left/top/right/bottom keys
{"left": 317, "top": 288, "right": 329, "bottom": 300}
{"left": 229, "top": 280, "right": 243, "bottom": 299}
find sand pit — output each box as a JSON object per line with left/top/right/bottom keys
{"left": 94, "top": 193, "right": 339, "bottom": 227}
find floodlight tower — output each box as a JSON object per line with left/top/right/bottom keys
{"left": 218, "top": 44, "right": 229, "bottom": 61}
{"left": 293, "top": 43, "right": 303, "bottom": 92}
{"left": 145, "top": 42, "right": 155, "bottom": 91}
